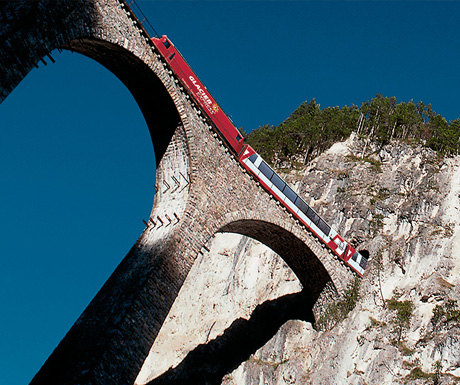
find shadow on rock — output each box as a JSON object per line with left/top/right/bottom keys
{"left": 148, "top": 289, "right": 315, "bottom": 385}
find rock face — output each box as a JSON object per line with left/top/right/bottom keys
{"left": 136, "top": 134, "right": 460, "bottom": 385}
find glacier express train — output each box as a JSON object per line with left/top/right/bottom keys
{"left": 151, "top": 35, "right": 368, "bottom": 277}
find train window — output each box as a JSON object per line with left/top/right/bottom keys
{"left": 317, "top": 219, "right": 331, "bottom": 236}
{"left": 169, "top": 52, "right": 176, "bottom": 61}
{"left": 163, "top": 40, "right": 171, "bottom": 49}
{"left": 351, "top": 252, "right": 359, "bottom": 262}
{"left": 258, "top": 161, "right": 274, "bottom": 180}
{"left": 283, "top": 184, "right": 297, "bottom": 203}
{"left": 248, "top": 154, "right": 258, "bottom": 163}
{"left": 271, "top": 173, "right": 285, "bottom": 192}
{"left": 307, "top": 208, "right": 320, "bottom": 225}
{"left": 236, "top": 134, "right": 242, "bottom": 142}
{"left": 359, "top": 256, "right": 368, "bottom": 269}
{"left": 295, "top": 197, "right": 309, "bottom": 215}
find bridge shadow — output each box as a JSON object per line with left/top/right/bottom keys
{"left": 147, "top": 289, "right": 315, "bottom": 385}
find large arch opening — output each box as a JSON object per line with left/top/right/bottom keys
{"left": 0, "top": 41, "right": 181, "bottom": 384}
{"left": 64, "top": 38, "right": 181, "bottom": 164}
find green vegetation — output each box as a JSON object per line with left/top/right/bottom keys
{"left": 403, "top": 361, "right": 445, "bottom": 384}
{"left": 431, "top": 299, "right": 460, "bottom": 331}
{"left": 433, "top": 361, "right": 443, "bottom": 385}
{"left": 246, "top": 99, "right": 359, "bottom": 166}
{"left": 369, "top": 213, "right": 385, "bottom": 233}
{"left": 387, "top": 295, "right": 414, "bottom": 342}
{"left": 396, "top": 341, "right": 415, "bottom": 356}
{"left": 405, "top": 367, "right": 432, "bottom": 381}
{"left": 369, "top": 316, "right": 386, "bottom": 328}
{"left": 246, "top": 94, "right": 460, "bottom": 167}
{"left": 248, "top": 357, "right": 289, "bottom": 370}
{"left": 402, "top": 358, "right": 420, "bottom": 370}
{"left": 315, "top": 277, "right": 360, "bottom": 331}
{"left": 347, "top": 154, "right": 383, "bottom": 173}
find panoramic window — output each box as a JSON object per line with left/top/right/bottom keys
{"left": 307, "top": 208, "right": 320, "bottom": 226}
{"left": 295, "top": 196, "right": 309, "bottom": 215}
{"left": 283, "top": 184, "right": 297, "bottom": 203}
{"left": 248, "top": 153, "right": 257, "bottom": 163}
{"left": 317, "top": 219, "right": 331, "bottom": 236}
{"left": 270, "top": 172, "right": 285, "bottom": 192}
{"left": 258, "top": 161, "right": 274, "bottom": 180}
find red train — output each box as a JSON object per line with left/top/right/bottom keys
{"left": 151, "top": 35, "right": 368, "bottom": 276}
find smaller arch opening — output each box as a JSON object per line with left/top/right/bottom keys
{"left": 220, "top": 219, "right": 333, "bottom": 303}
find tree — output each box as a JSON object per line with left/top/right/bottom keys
{"left": 388, "top": 298, "right": 414, "bottom": 342}
{"left": 246, "top": 95, "right": 459, "bottom": 168}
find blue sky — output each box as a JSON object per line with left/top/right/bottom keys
{"left": 1, "top": 1, "right": 460, "bottom": 384}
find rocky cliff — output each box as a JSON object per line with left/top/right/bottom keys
{"left": 136, "top": 134, "right": 460, "bottom": 385}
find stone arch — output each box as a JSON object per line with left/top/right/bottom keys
{"left": 60, "top": 37, "right": 195, "bottom": 227}
{"left": 2, "top": 7, "right": 198, "bottom": 235}
{"left": 211, "top": 211, "right": 338, "bottom": 304}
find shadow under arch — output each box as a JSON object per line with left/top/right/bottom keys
{"left": 148, "top": 290, "right": 315, "bottom": 385}
{"left": 220, "top": 219, "right": 333, "bottom": 304}
{"left": 145, "top": 223, "right": 329, "bottom": 385}
{"left": 63, "top": 37, "right": 182, "bottom": 165}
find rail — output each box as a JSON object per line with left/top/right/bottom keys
{"left": 122, "top": 0, "right": 159, "bottom": 39}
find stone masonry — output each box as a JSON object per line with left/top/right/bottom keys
{"left": 0, "top": 1, "right": 354, "bottom": 384}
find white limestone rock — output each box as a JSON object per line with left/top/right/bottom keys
{"left": 137, "top": 135, "right": 460, "bottom": 385}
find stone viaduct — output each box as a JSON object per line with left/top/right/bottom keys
{"left": 0, "top": 1, "right": 354, "bottom": 384}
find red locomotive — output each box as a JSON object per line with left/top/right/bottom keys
{"left": 151, "top": 35, "right": 368, "bottom": 276}
{"left": 152, "top": 35, "right": 244, "bottom": 155}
